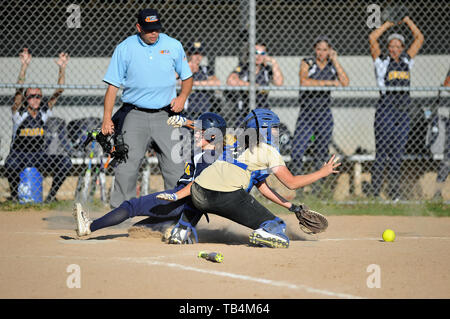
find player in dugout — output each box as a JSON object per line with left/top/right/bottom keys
{"left": 366, "top": 14, "right": 424, "bottom": 200}
{"left": 5, "top": 48, "right": 72, "bottom": 203}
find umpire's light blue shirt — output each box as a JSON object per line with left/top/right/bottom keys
{"left": 103, "top": 33, "right": 192, "bottom": 109}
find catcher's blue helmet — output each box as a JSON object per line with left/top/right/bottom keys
{"left": 243, "top": 108, "right": 280, "bottom": 147}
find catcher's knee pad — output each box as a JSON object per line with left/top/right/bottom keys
{"left": 250, "top": 217, "right": 289, "bottom": 248}
{"left": 259, "top": 217, "right": 287, "bottom": 237}
{"left": 168, "top": 219, "right": 198, "bottom": 244}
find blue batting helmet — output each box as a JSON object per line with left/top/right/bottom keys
{"left": 196, "top": 112, "right": 227, "bottom": 143}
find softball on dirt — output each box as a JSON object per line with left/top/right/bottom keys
{"left": 382, "top": 229, "right": 396, "bottom": 242}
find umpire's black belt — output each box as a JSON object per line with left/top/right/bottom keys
{"left": 124, "top": 103, "right": 172, "bottom": 114}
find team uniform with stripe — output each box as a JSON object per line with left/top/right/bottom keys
{"left": 227, "top": 63, "right": 274, "bottom": 127}
{"left": 371, "top": 52, "right": 413, "bottom": 198}
{"left": 291, "top": 57, "right": 337, "bottom": 174}
{"left": 5, "top": 105, "right": 72, "bottom": 200}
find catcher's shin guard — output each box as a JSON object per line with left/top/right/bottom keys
{"left": 168, "top": 219, "right": 198, "bottom": 244}
{"left": 249, "top": 217, "right": 289, "bottom": 248}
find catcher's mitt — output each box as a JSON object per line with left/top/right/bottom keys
{"left": 382, "top": 5, "right": 409, "bottom": 24}
{"left": 109, "top": 132, "right": 129, "bottom": 167}
{"left": 289, "top": 204, "right": 328, "bottom": 234}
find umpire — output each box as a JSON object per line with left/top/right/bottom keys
{"left": 101, "top": 8, "right": 193, "bottom": 208}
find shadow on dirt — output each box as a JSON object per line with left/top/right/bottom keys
{"left": 60, "top": 234, "right": 128, "bottom": 241}
{"left": 197, "top": 227, "right": 249, "bottom": 245}
{"left": 197, "top": 225, "right": 313, "bottom": 244}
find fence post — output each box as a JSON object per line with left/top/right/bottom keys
{"left": 248, "top": 0, "right": 256, "bottom": 110}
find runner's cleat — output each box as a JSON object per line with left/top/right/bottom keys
{"left": 167, "top": 220, "right": 198, "bottom": 244}
{"left": 73, "top": 202, "right": 92, "bottom": 237}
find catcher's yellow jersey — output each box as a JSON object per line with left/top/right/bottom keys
{"left": 194, "top": 142, "right": 285, "bottom": 192}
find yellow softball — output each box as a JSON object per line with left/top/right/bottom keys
{"left": 382, "top": 229, "right": 396, "bottom": 242}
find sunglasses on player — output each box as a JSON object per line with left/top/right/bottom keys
{"left": 255, "top": 50, "right": 267, "bottom": 55}
{"left": 26, "top": 94, "right": 42, "bottom": 100}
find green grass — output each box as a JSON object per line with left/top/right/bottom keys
{"left": 259, "top": 195, "right": 450, "bottom": 217}
{"left": 0, "top": 199, "right": 106, "bottom": 212}
{"left": 1, "top": 196, "right": 449, "bottom": 217}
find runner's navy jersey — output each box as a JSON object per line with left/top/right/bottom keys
{"left": 177, "top": 149, "right": 218, "bottom": 187}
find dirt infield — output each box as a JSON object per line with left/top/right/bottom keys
{"left": 0, "top": 208, "right": 449, "bottom": 299}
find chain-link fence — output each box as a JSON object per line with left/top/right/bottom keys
{"left": 0, "top": 0, "right": 449, "bottom": 204}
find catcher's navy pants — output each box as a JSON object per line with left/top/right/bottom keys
{"left": 89, "top": 185, "right": 201, "bottom": 232}
{"left": 5, "top": 151, "right": 72, "bottom": 200}
{"left": 370, "top": 98, "right": 411, "bottom": 198}
{"left": 291, "top": 104, "right": 333, "bottom": 174}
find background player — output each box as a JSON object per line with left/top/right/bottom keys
{"left": 183, "top": 41, "right": 221, "bottom": 119}
{"left": 290, "top": 35, "right": 349, "bottom": 188}
{"left": 434, "top": 69, "right": 450, "bottom": 199}
{"left": 226, "top": 43, "right": 284, "bottom": 127}
{"left": 367, "top": 15, "right": 424, "bottom": 199}
{"left": 5, "top": 48, "right": 72, "bottom": 203}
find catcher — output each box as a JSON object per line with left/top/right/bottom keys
{"left": 160, "top": 108, "right": 339, "bottom": 248}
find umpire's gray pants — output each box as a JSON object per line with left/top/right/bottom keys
{"left": 110, "top": 109, "right": 185, "bottom": 208}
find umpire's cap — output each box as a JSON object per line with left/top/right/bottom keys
{"left": 137, "top": 9, "right": 162, "bottom": 31}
